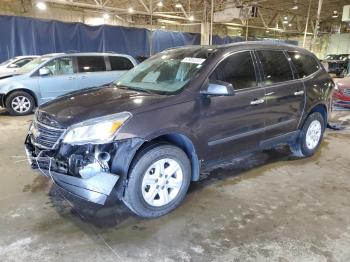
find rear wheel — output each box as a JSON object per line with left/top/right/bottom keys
{"left": 5, "top": 91, "right": 35, "bottom": 116}
{"left": 123, "top": 144, "right": 191, "bottom": 218}
{"left": 290, "top": 112, "right": 325, "bottom": 158}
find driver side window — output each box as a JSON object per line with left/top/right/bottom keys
{"left": 42, "top": 57, "right": 73, "bottom": 76}
{"left": 209, "top": 51, "right": 257, "bottom": 90}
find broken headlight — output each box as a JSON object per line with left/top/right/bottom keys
{"left": 63, "top": 112, "right": 132, "bottom": 145}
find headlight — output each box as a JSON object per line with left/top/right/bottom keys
{"left": 63, "top": 112, "right": 132, "bottom": 145}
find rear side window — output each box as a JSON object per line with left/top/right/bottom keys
{"left": 14, "top": 58, "right": 32, "bottom": 68}
{"left": 109, "top": 56, "right": 134, "bottom": 70}
{"left": 287, "top": 52, "right": 320, "bottom": 78}
{"left": 77, "top": 56, "right": 106, "bottom": 72}
{"left": 256, "top": 50, "right": 293, "bottom": 84}
{"left": 209, "top": 51, "right": 257, "bottom": 90}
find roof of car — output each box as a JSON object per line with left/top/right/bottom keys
{"left": 166, "top": 41, "right": 315, "bottom": 56}
{"left": 42, "top": 52, "right": 134, "bottom": 58}
{"left": 15, "top": 55, "right": 39, "bottom": 58}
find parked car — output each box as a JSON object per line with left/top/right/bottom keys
{"left": 333, "top": 77, "right": 350, "bottom": 108}
{"left": 0, "top": 53, "right": 138, "bottom": 115}
{"left": 0, "top": 55, "right": 38, "bottom": 78}
{"left": 25, "top": 42, "right": 334, "bottom": 218}
{"left": 323, "top": 54, "right": 349, "bottom": 77}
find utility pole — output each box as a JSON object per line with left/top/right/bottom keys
{"left": 303, "top": 0, "right": 312, "bottom": 48}
{"left": 210, "top": 0, "right": 214, "bottom": 45}
{"left": 149, "top": 0, "right": 153, "bottom": 56}
{"left": 311, "top": 0, "right": 323, "bottom": 52}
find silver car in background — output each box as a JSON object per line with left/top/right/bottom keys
{"left": 0, "top": 53, "right": 138, "bottom": 115}
{"left": 0, "top": 56, "right": 38, "bottom": 78}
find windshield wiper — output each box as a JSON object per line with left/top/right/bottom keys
{"left": 116, "top": 85, "right": 154, "bottom": 94}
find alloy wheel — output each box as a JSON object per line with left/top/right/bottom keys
{"left": 11, "top": 96, "right": 31, "bottom": 113}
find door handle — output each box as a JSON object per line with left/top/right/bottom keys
{"left": 81, "top": 76, "right": 87, "bottom": 79}
{"left": 250, "top": 99, "right": 265, "bottom": 105}
{"left": 68, "top": 76, "right": 75, "bottom": 80}
{"left": 265, "top": 92, "right": 275, "bottom": 96}
{"left": 294, "top": 90, "right": 304, "bottom": 96}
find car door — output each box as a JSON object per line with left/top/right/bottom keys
{"left": 108, "top": 55, "right": 135, "bottom": 81}
{"left": 254, "top": 50, "right": 305, "bottom": 139}
{"left": 76, "top": 55, "right": 112, "bottom": 89}
{"left": 37, "top": 56, "right": 76, "bottom": 103}
{"left": 199, "top": 51, "right": 266, "bottom": 161}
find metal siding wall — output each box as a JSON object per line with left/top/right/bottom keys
{"left": 327, "top": 33, "right": 350, "bottom": 55}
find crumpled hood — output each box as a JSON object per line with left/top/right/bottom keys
{"left": 38, "top": 85, "right": 170, "bottom": 128}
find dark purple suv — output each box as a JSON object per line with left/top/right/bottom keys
{"left": 25, "top": 42, "right": 334, "bottom": 218}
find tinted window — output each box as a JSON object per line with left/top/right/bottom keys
{"left": 77, "top": 56, "right": 106, "bottom": 72}
{"left": 109, "top": 56, "right": 134, "bottom": 70}
{"left": 209, "top": 51, "right": 257, "bottom": 90}
{"left": 288, "top": 52, "right": 320, "bottom": 78}
{"left": 256, "top": 50, "right": 293, "bottom": 84}
{"left": 42, "top": 57, "right": 73, "bottom": 76}
{"left": 115, "top": 48, "right": 208, "bottom": 95}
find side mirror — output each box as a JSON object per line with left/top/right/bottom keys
{"left": 8, "top": 64, "right": 19, "bottom": 69}
{"left": 201, "top": 80, "right": 235, "bottom": 96}
{"left": 39, "top": 67, "right": 51, "bottom": 76}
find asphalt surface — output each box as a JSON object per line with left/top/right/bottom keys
{"left": 0, "top": 108, "right": 350, "bottom": 262}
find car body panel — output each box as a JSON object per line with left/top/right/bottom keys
{"left": 24, "top": 42, "right": 334, "bottom": 205}
{"left": 333, "top": 77, "right": 350, "bottom": 108}
{"left": 0, "top": 56, "right": 38, "bottom": 77}
{"left": 323, "top": 54, "right": 349, "bottom": 76}
{"left": 0, "top": 53, "right": 137, "bottom": 109}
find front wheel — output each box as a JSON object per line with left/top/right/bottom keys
{"left": 5, "top": 91, "right": 35, "bottom": 116}
{"left": 123, "top": 144, "right": 191, "bottom": 218}
{"left": 290, "top": 112, "right": 325, "bottom": 158}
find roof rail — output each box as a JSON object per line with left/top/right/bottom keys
{"left": 64, "top": 50, "right": 80, "bottom": 53}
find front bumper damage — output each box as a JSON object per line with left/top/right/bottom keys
{"left": 25, "top": 134, "right": 144, "bottom": 205}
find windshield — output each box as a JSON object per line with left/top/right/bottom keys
{"left": 17, "top": 56, "right": 52, "bottom": 74}
{"left": 115, "top": 48, "right": 213, "bottom": 94}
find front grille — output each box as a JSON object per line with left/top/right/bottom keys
{"left": 31, "top": 120, "right": 65, "bottom": 149}
{"left": 342, "top": 88, "right": 350, "bottom": 97}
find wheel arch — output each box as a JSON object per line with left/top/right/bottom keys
{"left": 4, "top": 88, "right": 38, "bottom": 107}
{"left": 132, "top": 133, "right": 201, "bottom": 182}
{"left": 303, "top": 103, "right": 328, "bottom": 129}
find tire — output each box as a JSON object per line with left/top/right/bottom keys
{"left": 290, "top": 112, "right": 325, "bottom": 158}
{"left": 123, "top": 144, "right": 191, "bottom": 218}
{"left": 5, "top": 91, "right": 35, "bottom": 116}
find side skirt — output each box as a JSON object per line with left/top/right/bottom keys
{"left": 201, "top": 130, "right": 300, "bottom": 176}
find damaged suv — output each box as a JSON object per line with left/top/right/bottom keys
{"left": 25, "top": 42, "right": 334, "bottom": 218}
